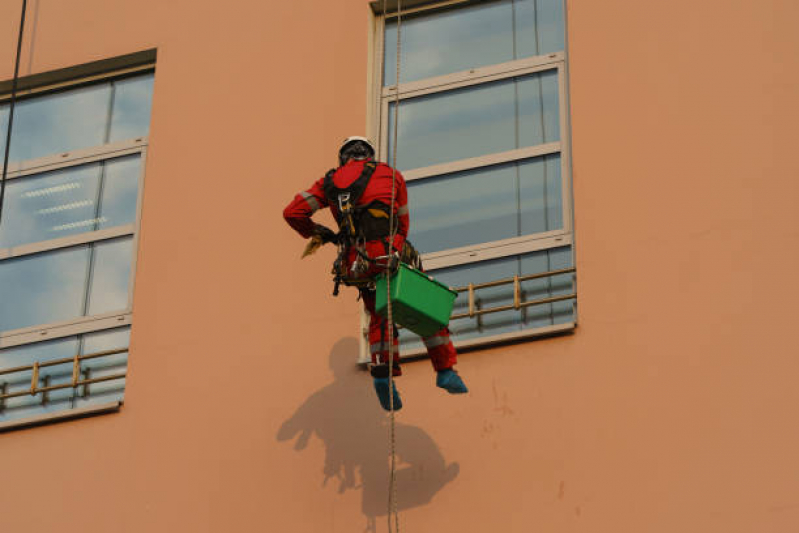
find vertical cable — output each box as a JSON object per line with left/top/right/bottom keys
{"left": 0, "top": 0, "right": 28, "bottom": 229}
{"left": 383, "top": 0, "right": 402, "bottom": 531}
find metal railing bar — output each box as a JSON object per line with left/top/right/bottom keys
{"left": 451, "top": 267, "right": 575, "bottom": 293}
{"left": 450, "top": 293, "right": 576, "bottom": 321}
{"left": 0, "top": 372, "right": 126, "bottom": 400}
{"left": 0, "top": 347, "right": 127, "bottom": 377}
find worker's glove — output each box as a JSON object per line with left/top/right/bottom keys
{"left": 313, "top": 224, "right": 339, "bottom": 244}
{"left": 302, "top": 225, "right": 338, "bottom": 259}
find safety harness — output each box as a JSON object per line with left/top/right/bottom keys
{"left": 323, "top": 160, "right": 400, "bottom": 295}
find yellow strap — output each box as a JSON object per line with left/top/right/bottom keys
{"left": 368, "top": 208, "right": 390, "bottom": 219}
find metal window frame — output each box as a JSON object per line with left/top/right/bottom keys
{"left": 0, "top": 142, "right": 148, "bottom": 347}
{"left": 0, "top": 58, "right": 154, "bottom": 430}
{"left": 362, "top": 0, "right": 575, "bottom": 360}
{"left": 376, "top": 55, "right": 571, "bottom": 261}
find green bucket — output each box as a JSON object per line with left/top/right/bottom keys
{"left": 375, "top": 263, "right": 457, "bottom": 338}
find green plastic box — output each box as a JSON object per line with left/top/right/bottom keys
{"left": 375, "top": 263, "right": 458, "bottom": 338}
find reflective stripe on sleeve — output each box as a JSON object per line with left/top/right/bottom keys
{"left": 397, "top": 204, "right": 409, "bottom": 217}
{"left": 301, "top": 191, "right": 321, "bottom": 212}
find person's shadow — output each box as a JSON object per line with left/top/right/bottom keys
{"left": 277, "top": 337, "right": 459, "bottom": 532}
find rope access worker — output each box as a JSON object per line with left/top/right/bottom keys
{"left": 283, "top": 136, "right": 469, "bottom": 411}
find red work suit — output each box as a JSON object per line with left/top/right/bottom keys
{"left": 283, "top": 158, "right": 457, "bottom": 375}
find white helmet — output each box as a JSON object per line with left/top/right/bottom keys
{"left": 339, "top": 136, "right": 376, "bottom": 165}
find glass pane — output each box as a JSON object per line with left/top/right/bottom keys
{"left": 384, "top": 0, "right": 565, "bottom": 85}
{"left": 0, "top": 163, "right": 102, "bottom": 249}
{"left": 519, "top": 153, "right": 562, "bottom": 235}
{"left": 75, "top": 327, "right": 129, "bottom": 409}
{"left": 385, "top": 0, "right": 514, "bottom": 86}
{"left": 0, "top": 83, "right": 111, "bottom": 163}
{"left": 407, "top": 154, "right": 562, "bottom": 254}
{"left": 398, "top": 247, "right": 574, "bottom": 350}
{"left": 0, "top": 245, "right": 90, "bottom": 332}
{"left": 0, "top": 337, "right": 80, "bottom": 422}
{"left": 108, "top": 74, "right": 155, "bottom": 142}
{"left": 388, "top": 70, "right": 559, "bottom": 169}
{"left": 98, "top": 155, "right": 141, "bottom": 229}
{"left": 517, "top": 69, "right": 560, "bottom": 146}
{"left": 515, "top": 0, "right": 566, "bottom": 58}
{"left": 0, "top": 327, "right": 130, "bottom": 424}
{"left": 408, "top": 163, "right": 518, "bottom": 253}
{"left": 86, "top": 237, "right": 133, "bottom": 316}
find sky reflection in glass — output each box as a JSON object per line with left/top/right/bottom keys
{"left": 109, "top": 75, "right": 155, "bottom": 142}
{"left": 384, "top": 0, "right": 564, "bottom": 86}
{"left": 389, "top": 70, "right": 559, "bottom": 169}
{"left": 407, "top": 154, "right": 562, "bottom": 254}
{"left": 0, "top": 237, "right": 132, "bottom": 333}
{"left": 0, "top": 73, "right": 154, "bottom": 164}
{"left": 0, "top": 327, "right": 129, "bottom": 423}
{"left": 0, "top": 155, "right": 140, "bottom": 249}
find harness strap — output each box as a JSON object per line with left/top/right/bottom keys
{"left": 323, "top": 161, "right": 378, "bottom": 222}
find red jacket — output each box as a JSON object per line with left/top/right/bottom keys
{"left": 283, "top": 159, "right": 410, "bottom": 255}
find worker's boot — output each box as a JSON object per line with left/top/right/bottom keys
{"left": 373, "top": 377, "right": 403, "bottom": 411}
{"left": 436, "top": 368, "right": 468, "bottom": 394}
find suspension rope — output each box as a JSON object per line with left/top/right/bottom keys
{"left": 0, "top": 0, "right": 28, "bottom": 229}
{"left": 383, "top": 0, "right": 402, "bottom": 531}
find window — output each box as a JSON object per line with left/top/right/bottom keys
{"left": 0, "top": 56, "right": 154, "bottom": 428}
{"left": 370, "top": 0, "right": 574, "bottom": 357}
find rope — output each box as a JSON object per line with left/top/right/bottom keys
{"left": 0, "top": 0, "right": 28, "bottom": 229}
{"left": 383, "top": 0, "right": 402, "bottom": 531}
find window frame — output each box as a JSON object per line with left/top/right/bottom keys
{"left": 0, "top": 59, "right": 153, "bottom": 429}
{"left": 362, "top": 0, "right": 576, "bottom": 360}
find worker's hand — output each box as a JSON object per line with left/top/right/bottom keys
{"left": 313, "top": 224, "right": 338, "bottom": 244}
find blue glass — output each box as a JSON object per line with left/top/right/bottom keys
{"left": 0, "top": 337, "right": 80, "bottom": 422}
{"left": 108, "top": 74, "right": 155, "bottom": 142}
{"left": 98, "top": 155, "right": 141, "bottom": 229}
{"left": 408, "top": 164, "right": 518, "bottom": 253}
{"left": 385, "top": 0, "right": 514, "bottom": 86}
{"left": 0, "top": 163, "right": 102, "bottom": 249}
{"left": 0, "top": 327, "right": 130, "bottom": 424}
{"left": 86, "top": 237, "right": 133, "bottom": 316}
{"left": 0, "top": 245, "right": 91, "bottom": 332}
{"left": 398, "top": 247, "right": 574, "bottom": 350}
{"left": 0, "top": 156, "right": 141, "bottom": 250}
{"left": 519, "top": 154, "right": 562, "bottom": 235}
{"left": 388, "top": 70, "right": 560, "bottom": 169}
{"left": 74, "top": 327, "right": 129, "bottom": 409}
{"left": 407, "top": 154, "right": 562, "bottom": 254}
{"left": 384, "top": 0, "right": 565, "bottom": 85}
{"left": 0, "top": 83, "right": 112, "bottom": 163}
{"left": 515, "top": 0, "right": 566, "bottom": 58}
{"left": 517, "top": 69, "right": 560, "bottom": 146}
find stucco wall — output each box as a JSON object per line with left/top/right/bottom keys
{"left": 1, "top": 1, "right": 798, "bottom": 531}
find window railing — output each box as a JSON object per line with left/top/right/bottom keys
{"left": 451, "top": 266, "right": 576, "bottom": 320}
{"left": 0, "top": 347, "right": 126, "bottom": 406}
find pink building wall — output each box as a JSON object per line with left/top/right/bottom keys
{"left": 1, "top": 1, "right": 798, "bottom": 531}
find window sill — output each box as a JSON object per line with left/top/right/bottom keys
{"left": 0, "top": 401, "right": 122, "bottom": 433}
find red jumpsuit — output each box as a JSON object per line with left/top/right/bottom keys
{"left": 283, "top": 158, "right": 457, "bottom": 375}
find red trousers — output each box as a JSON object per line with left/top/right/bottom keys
{"left": 360, "top": 288, "right": 457, "bottom": 376}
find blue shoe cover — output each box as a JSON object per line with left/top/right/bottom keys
{"left": 373, "top": 377, "right": 403, "bottom": 411}
{"left": 436, "top": 369, "right": 469, "bottom": 394}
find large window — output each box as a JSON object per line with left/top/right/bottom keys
{"left": 0, "top": 59, "right": 153, "bottom": 428}
{"left": 370, "top": 0, "right": 574, "bottom": 357}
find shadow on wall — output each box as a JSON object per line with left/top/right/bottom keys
{"left": 277, "top": 337, "right": 459, "bottom": 531}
